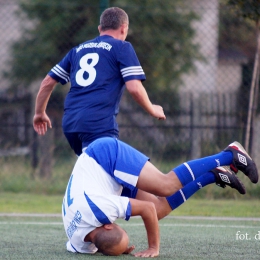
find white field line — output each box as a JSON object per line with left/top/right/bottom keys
{"left": 0, "top": 213, "right": 61, "bottom": 217}
{"left": 0, "top": 214, "right": 259, "bottom": 229}
{"left": 166, "top": 216, "right": 260, "bottom": 221}
{"left": 0, "top": 213, "right": 260, "bottom": 221}
{"left": 0, "top": 222, "right": 259, "bottom": 229}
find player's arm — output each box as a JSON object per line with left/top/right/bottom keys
{"left": 129, "top": 198, "right": 160, "bottom": 258}
{"left": 33, "top": 75, "right": 58, "bottom": 135}
{"left": 125, "top": 80, "right": 166, "bottom": 120}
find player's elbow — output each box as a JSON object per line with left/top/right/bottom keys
{"left": 143, "top": 201, "right": 157, "bottom": 218}
{"left": 125, "top": 80, "right": 142, "bottom": 95}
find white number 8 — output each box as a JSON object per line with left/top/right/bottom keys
{"left": 75, "top": 53, "right": 99, "bottom": 87}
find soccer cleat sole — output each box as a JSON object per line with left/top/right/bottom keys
{"left": 225, "top": 141, "right": 259, "bottom": 184}
{"left": 211, "top": 166, "right": 246, "bottom": 195}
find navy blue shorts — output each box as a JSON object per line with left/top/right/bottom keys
{"left": 121, "top": 186, "right": 138, "bottom": 198}
{"left": 64, "top": 132, "right": 118, "bottom": 156}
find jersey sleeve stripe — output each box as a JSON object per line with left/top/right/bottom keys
{"left": 121, "top": 66, "right": 143, "bottom": 72}
{"left": 56, "top": 64, "right": 69, "bottom": 75}
{"left": 51, "top": 66, "right": 70, "bottom": 82}
{"left": 122, "top": 68, "right": 144, "bottom": 74}
{"left": 125, "top": 201, "right": 131, "bottom": 221}
{"left": 122, "top": 71, "right": 145, "bottom": 77}
{"left": 121, "top": 66, "right": 145, "bottom": 78}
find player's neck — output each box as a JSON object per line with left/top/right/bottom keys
{"left": 99, "top": 29, "right": 126, "bottom": 41}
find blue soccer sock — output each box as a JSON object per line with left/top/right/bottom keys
{"left": 173, "top": 151, "right": 232, "bottom": 186}
{"left": 166, "top": 172, "right": 215, "bottom": 210}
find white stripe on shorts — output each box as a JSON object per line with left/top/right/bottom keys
{"left": 114, "top": 170, "right": 138, "bottom": 187}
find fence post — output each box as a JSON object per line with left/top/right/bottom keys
{"left": 191, "top": 94, "right": 201, "bottom": 159}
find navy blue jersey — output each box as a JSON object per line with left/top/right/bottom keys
{"left": 48, "top": 35, "right": 146, "bottom": 142}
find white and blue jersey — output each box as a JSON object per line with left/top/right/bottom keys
{"left": 62, "top": 137, "right": 149, "bottom": 254}
{"left": 48, "top": 35, "right": 146, "bottom": 145}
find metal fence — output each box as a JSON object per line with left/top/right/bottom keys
{"left": 0, "top": 0, "right": 260, "bottom": 191}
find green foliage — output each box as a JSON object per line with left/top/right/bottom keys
{"left": 6, "top": 0, "right": 202, "bottom": 99}
{"left": 219, "top": 2, "right": 256, "bottom": 60}
{"left": 228, "top": 0, "right": 260, "bottom": 21}
{"left": 0, "top": 192, "right": 62, "bottom": 213}
{"left": 6, "top": 0, "right": 99, "bottom": 88}
{"left": 169, "top": 198, "right": 260, "bottom": 217}
{"left": 113, "top": 0, "right": 202, "bottom": 94}
{"left": 0, "top": 192, "right": 259, "bottom": 216}
{"left": 225, "top": 0, "right": 260, "bottom": 121}
{"left": 0, "top": 155, "right": 75, "bottom": 194}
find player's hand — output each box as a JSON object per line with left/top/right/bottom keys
{"left": 33, "top": 113, "right": 52, "bottom": 135}
{"left": 133, "top": 248, "right": 159, "bottom": 258}
{"left": 151, "top": 104, "right": 166, "bottom": 120}
{"left": 123, "top": 245, "right": 135, "bottom": 254}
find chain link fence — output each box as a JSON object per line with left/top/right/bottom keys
{"left": 0, "top": 0, "right": 259, "bottom": 197}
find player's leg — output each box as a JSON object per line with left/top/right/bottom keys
{"left": 137, "top": 154, "right": 248, "bottom": 197}
{"left": 121, "top": 186, "right": 172, "bottom": 220}
{"left": 135, "top": 189, "right": 172, "bottom": 220}
{"left": 86, "top": 138, "right": 255, "bottom": 197}
{"left": 85, "top": 137, "right": 179, "bottom": 196}
{"left": 166, "top": 166, "right": 246, "bottom": 212}
{"left": 136, "top": 149, "right": 233, "bottom": 196}
{"left": 136, "top": 161, "right": 182, "bottom": 196}
{"left": 136, "top": 167, "right": 245, "bottom": 220}
{"left": 137, "top": 141, "right": 258, "bottom": 196}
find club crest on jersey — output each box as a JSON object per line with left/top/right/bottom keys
{"left": 238, "top": 153, "right": 247, "bottom": 165}
{"left": 219, "top": 173, "right": 231, "bottom": 184}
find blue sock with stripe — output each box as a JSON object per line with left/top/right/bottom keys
{"left": 174, "top": 151, "right": 232, "bottom": 186}
{"left": 166, "top": 172, "right": 215, "bottom": 210}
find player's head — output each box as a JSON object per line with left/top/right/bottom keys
{"left": 99, "top": 7, "right": 129, "bottom": 31}
{"left": 93, "top": 223, "right": 129, "bottom": 256}
{"left": 99, "top": 7, "right": 129, "bottom": 40}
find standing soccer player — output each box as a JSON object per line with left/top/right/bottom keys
{"left": 33, "top": 7, "right": 166, "bottom": 155}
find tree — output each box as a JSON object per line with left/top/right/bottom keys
{"left": 5, "top": 0, "right": 99, "bottom": 91}
{"left": 227, "top": 0, "right": 260, "bottom": 151}
{"left": 219, "top": 1, "right": 256, "bottom": 61}
{"left": 6, "top": 0, "right": 201, "bottom": 107}
{"left": 5, "top": 0, "right": 202, "bottom": 176}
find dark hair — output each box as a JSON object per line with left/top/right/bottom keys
{"left": 94, "top": 226, "right": 124, "bottom": 255}
{"left": 100, "top": 7, "right": 129, "bottom": 31}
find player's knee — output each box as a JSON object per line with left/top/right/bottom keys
{"left": 153, "top": 181, "right": 174, "bottom": 197}
{"left": 161, "top": 185, "right": 175, "bottom": 196}
{"left": 159, "top": 175, "right": 180, "bottom": 196}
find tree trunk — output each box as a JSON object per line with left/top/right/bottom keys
{"left": 245, "top": 19, "right": 260, "bottom": 151}
{"left": 36, "top": 130, "right": 54, "bottom": 179}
